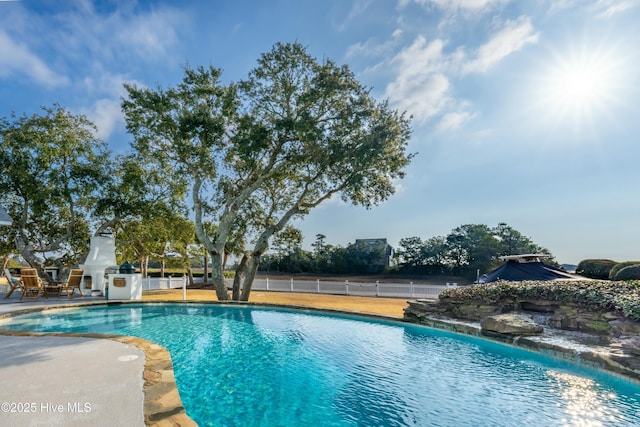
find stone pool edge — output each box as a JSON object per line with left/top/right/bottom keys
{"left": 404, "top": 313, "right": 640, "bottom": 384}
{"left": 1, "top": 299, "right": 639, "bottom": 427}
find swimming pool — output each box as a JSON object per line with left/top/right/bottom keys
{"left": 1, "top": 303, "right": 639, "bottom": 426}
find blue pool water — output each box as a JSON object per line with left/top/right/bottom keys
{"left": 1, "top": 303, "right": 639, "bottom": 426}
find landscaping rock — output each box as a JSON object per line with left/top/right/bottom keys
{"left": 519, "top": 300, "right": 559, "bottom": 313}
{"left": 621, "top": 337, "right": 640, "bottom": 356}
{"left": 453, "top": 303, "right": 504, "bottom": 321}
{"left": 610, "top": 319, "right": 640, "bottom": 336}
{"left": 481, "top": 314, "right": 543, "bottom": 336}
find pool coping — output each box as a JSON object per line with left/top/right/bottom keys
{"left": 1, "top": 299, "right": 639, "bottom": 427}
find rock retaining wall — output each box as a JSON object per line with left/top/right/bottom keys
{"left": 404, "top": 298, "right": 640, "bottom": 382}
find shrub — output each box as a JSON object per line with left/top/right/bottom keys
{"left": 609, "top": 261, "right": 640, "bottom": 279}
{"left": 614, "top": 265, "right": 640, "bottom": 281}
{"left": 439, "top": 280, "right": 640, "bottom": 322}
{"left": 576, "top": 259, "right": 616, "bottom": 279}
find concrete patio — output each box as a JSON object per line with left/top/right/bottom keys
{"left": 0, "top": 293, "right": 194, "bottom": 426}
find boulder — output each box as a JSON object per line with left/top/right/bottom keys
{"left": 481, "top": 314, "right": 543, "bottom": 336}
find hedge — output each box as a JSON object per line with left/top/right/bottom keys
{"left": 575, "top": 259, "right": 616, "bottom": 279}
{"left": 614, "top": 265, "right": 640, "bottom": 281}
{"left": 609, "top": 262, "right": 640, "bottom": 280}
{"left": 439, "top": 280, "right": 640, "bottom": 322}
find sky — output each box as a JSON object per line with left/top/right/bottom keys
{"left": 1, "top": 0, "right": 639, "bottom": 266}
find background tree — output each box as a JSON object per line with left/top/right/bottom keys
{"left": 311, "top": 234, "right": 327, "bottom": 257}
{"left": 271, "top": 226, "right": 304, "bottom": 271}
{"left": 163, "top": 215, "right": 196, "bottom": 282}
{"left": 421, "top": 236, "right": 449, "bottom": 274}
{"left": 0, "top": 106, "right": 111, "bottom": 278}
{"left": 454, "top": 224, "right": 500, "bottom": 277}
{"left": 92, "top": 151, "right": 187, "bottom": 242}
{"left": 123, "top": 43, "right": 413, "bottom": 301}
{"left": 118, "top": 213, "right": 194, "bottom": 278}
{"left": 396, "top": 236, "right": 424, "bottom": 270}
{"left": 0, "top": 227, "right": 18, "bottom": 272}
{"left": 493, "top": 222, "right": 549, "bottom": 258}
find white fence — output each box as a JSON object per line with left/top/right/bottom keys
{"left": 142, "top": 276, "right": 187, "bottom": 291}
{"left": 248, "top": 278, "right": 458, "bottom": 299}
{"left": 141, "top": 276, "right": 458, "bottom": 298}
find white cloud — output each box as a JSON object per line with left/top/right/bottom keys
{"left": 334, "top": 0, "right": 373, "bottom": 32}
{"left": 384, "top": 36, "right": 456, "bottom": 122}
{"left": 51, "top": 4, "right": 189, "bottom": 64}
{"left": 87, "top": 98, "right": 123, "bottom": 140}
{"left": 437, "top": 110, "right": 475, "bottom": 131}
{"left": 0, "top": 3, "right": 190, "bottom": 139}
{"left": 0, "top": 31, "right": 69, "bottom": 88}
{"left": 382, "top": 15, "right": 537, "bottom": 129}
{"left": 463, "top": 16, "right": 539, "bottom": 73}
{"left": 79, "top": 73, "right": 146, "bottom": 140}
{"left": 414, "top": 0, "right": 509, "bottom": 12}
{"left": 346, "top": 28, "right": 403, "bottom": 59}
{"left": 593, "top": 0, "right": 635, "bottom": 18}
{"left": 115, "top": 9, "right": 186, "bottom": 60}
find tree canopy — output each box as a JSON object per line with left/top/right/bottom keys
{"left": 396, "top": 222, "right": 552, "bottom": 279}
{"left": 122, "top": 42, "right": 413, "bottom": 300}
{"left": 0, "top": 104, "right": 189, "bottom": 277}
{"left": 0, "top": 106, "right": 111, "bottom": 274}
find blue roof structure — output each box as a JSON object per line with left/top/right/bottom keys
{"left": 477, "top": 260, "right": 580, "bottom": 283}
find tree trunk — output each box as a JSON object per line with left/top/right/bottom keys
{"left": 223, "top": 251, "right": 229, "bottom": 270}
{"left": 14, "top": 236, "right": 49, "bottom": 280}
{"left": 232, "top": 253, "right": 249, "bottom": 300}
{"left": 138, "top": 256, "right": 147, "bottom": 277}
{"left": 240, "top": 254, "right": 260, "bottom": 301}
{"left": 203, "top": 250, "right": 208, "bottom": 284}
{"left": 210, "top": 252, "right": 229, "bottom": 300}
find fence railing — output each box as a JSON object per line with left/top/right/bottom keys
{"left": 247, "top": 278, "right": 458, "bottom": 299}
{"left": 141, "top": 276, "right": 458, "bottom": 299}
{"left": 142, "top": 276, "right": 187, "bottom": 291}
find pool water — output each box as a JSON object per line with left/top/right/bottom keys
{"left": 1, "top": 303, "right": 639, "bottom": 426}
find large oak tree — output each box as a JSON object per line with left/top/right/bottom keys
{"left": 123, "top": 42, "right": 413, "bottom": 300}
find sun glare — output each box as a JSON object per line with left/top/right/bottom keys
{"left": 536, "top": 44, "right": 623, "bottom": 126}
{"left": 548, "top": 59, "right": 611, "bottom": 110}
{"left": 556, "top": 65, "right": 604, "bottom": 103}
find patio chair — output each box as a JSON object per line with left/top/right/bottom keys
{"left": 61, "top": 269, "right": 84, "bottom": 298}
{"left": 3, "top": 268, "right": 23, "bottom": 299}
{"left": 20, "top": 268, "right": 43, "bottom": 301}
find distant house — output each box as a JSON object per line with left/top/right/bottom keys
{"left": 353, "top": 238, "right": 395, "bottom": 272}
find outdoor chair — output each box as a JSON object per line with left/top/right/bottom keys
{"left": 61, "top": 269, "right": 84, "bottom": 298}
{"left": 20, "top": 268, "right": 43, "bottom": 301}
{"left": 3, "top": 268, "right": 23, "bottom": 299}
